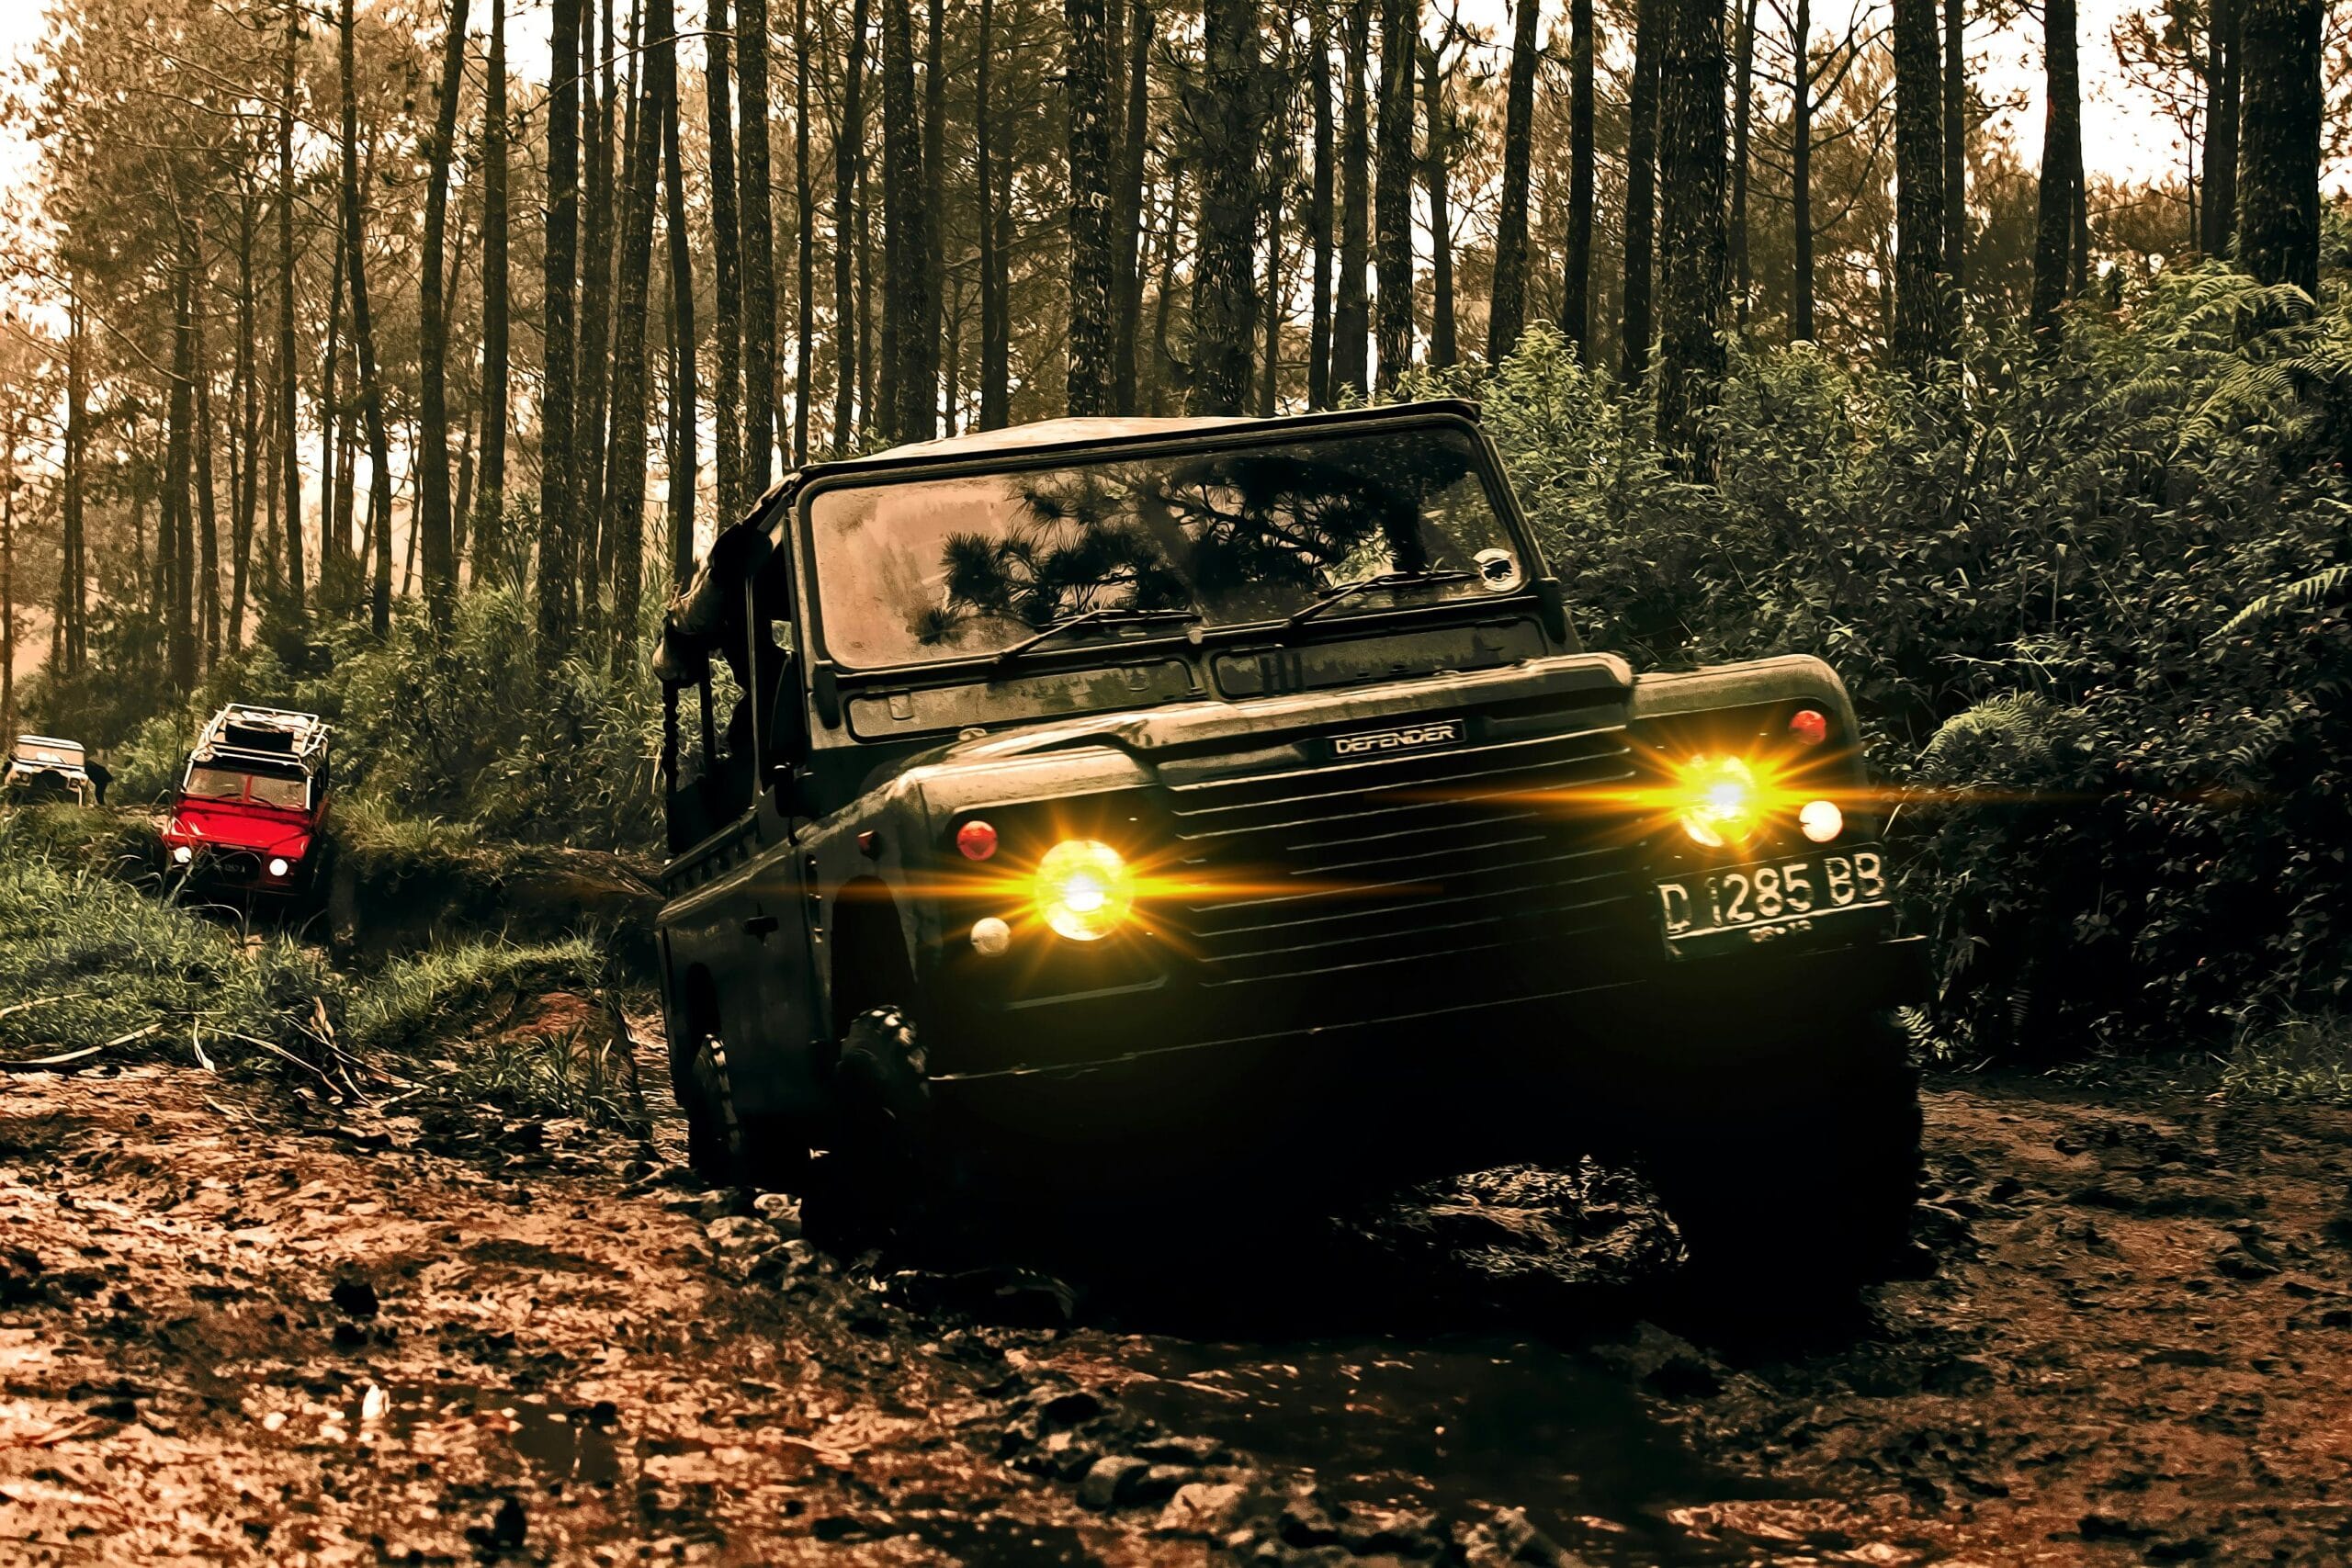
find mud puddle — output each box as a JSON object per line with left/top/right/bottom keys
{"left": 1111, "top": 1334, "right": 1753, "bottom": 1560}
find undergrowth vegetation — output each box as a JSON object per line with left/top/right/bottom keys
{"left": 0, "top": 816, "right": 633, "bottom": 1127}
{"left": 19, "top": 265, "right": 2352, "bottom": 1076}
{"left": 1406, "top": 266, "right": 2352, "bottom": 1062}
{"left": 38, "top": 586, "right": 666, "bottom": 853}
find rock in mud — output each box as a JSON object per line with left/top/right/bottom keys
{"left": 1335, "top": 1159, "right": 1683, "bottom": 1314}
{"left": 1078, "top": 1453, "right": 1155, "bottom": 1510}
{"left": 1155, "top": 1480, "right": 1259, "bottom": 1537}
{"left": 1455, "top": 1506, "right": 1588, "bottom": 1567}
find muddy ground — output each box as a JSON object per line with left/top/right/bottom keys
{"left": 6, "top": 1047, "right": 2352, "bottom": 1566}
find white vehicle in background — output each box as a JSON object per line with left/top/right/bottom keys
{"left": 3, "top": 735, "right": 109, "bottom": 807}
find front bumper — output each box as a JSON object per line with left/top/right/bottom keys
{"left": 167, "top": 845, "right": 308, "bottom": 895}
{"left": 931, "top": 931, "right": 1929, "bottom": 1189}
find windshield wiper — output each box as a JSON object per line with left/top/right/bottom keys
{"left": 1280, "top": 568, "right": 1479, "bottom": 631}
{"left": 991, "top": 604, "right": 1204, "bottom": 666}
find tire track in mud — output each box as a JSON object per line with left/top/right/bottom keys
{"left": 6, "top": 1062, "right": 2352, "bottom": 1565}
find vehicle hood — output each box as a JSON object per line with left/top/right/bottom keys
{"left": 164, "top": 798, "right": 314, "bottom": 858}
{"left": 909, "top": 651, "right": 1636, "bottom": 771}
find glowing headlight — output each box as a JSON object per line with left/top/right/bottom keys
{"left": 1798, "top": 798, "right": 1844, "bottom": 843}
{"left": 1033, "top": 839, "right": 1134, "bottom": 942}
{"left": 1676, "top": 756, "right": 1762, "bottom": 849}
{"left": 171, "top": 844, "right": 194, "bottom": 865}
{"left": 267, "top": 856, "right": 292, "bottom": 879}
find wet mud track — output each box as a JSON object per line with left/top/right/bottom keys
{"left": 6, "top": 1064, "right": 2352, "bottom": 1564}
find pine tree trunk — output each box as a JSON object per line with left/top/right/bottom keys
{"left": 579, "top": 0, "right": 623, "bottom": 615}
{"left": 741, "top": 0, "right": 781, "bottom": 484}
{"left": 1565, "top": 0, "right": 1595, "bottom": 358}
{"left": 2029, "top": 0, "right": 2079, "bottom": 334}
{"left": 837, "top": 0, "right": 871, "bottom": 442}
{"left": 976, "top": 0, "right": 1007, "bottom": 428}
{"left": 62, "top": 286, "right": 86, "bottom": 671}
{"left": 1486, "top": 0, "right": 1542, "bottom": 365}
{"left": 166, "top": 234, "right": 197, "bottom": 691}
{"left": 1942, "top": 0, "right": 1965, "bottom": 284}
{"left": 1111, "top": 0, "right": 1153, "bottom": 412}
{"left": 1308, "top": 3, "right": 1335, "bottom": 404}
{"left": 2236, "top": 0, "right": 2320, "bottom": 293}
{"left": 664, "top": 2, "right": 698, "bottom": 588}
{"left": 698, "top": 4, "right": 741, "bottom": 513}
{"left": 2202, "top": 0, "right": 2240, "bottom": 260}
{"left": 1334, "top": 0, "right": 1373, "bottom": 399}
{"left": 607, "top": 0, "right": 667, "bottom": 656}
{"left": 1656, "top": 0, "right": 1727, "bottom": 472}
{"left": 543, "top": 0, "right": 583, "bottom": 653}
{"left": 795, "top": 0, "right": 815, "bottom": 464}
{"left": 321, "top": 221, "right": 346, "bottom": 600}
{"left": 196, "top": 295, "right": 221, "bottom": 666}
{"left": 477, "top": 0, "right": 511, "bottom": 564}
{"left": 1789, "top": 0, "right": 1815, "bottom": 342}
{"left": 880, "top": 0, "right": 914, "bottom": 439}
{"left": 418, "top": 0, "right": 471, "bottom": 631}
{"left": 230, "top": 202, "right": 257, "bottom": 652}
{"left": 1193, "top": 0, "right": 1261, "bottom": 413}
{"left": 1419, "top": 37, "right": 1455, "bottom": 369}
{"left": 1893, "top": 0, "right": 1948, "bottom": 367}
{"left": 1623, "top": 0, "right": 1660, "bottom": 377}
{"left": 1730, "top": 0, "right": 1757, "bottom": 320}
{"left": 1148, "top": 164, "right": 1183, "bottom": 412}
{"left": 857, "top": 128, "right": 875, "bottom": 434}
{"left": 1373, "top": 0, "right": 1415, "bottom": 391}
{"left": 918, "top": 0, "right": 944, "bottom": 436}
{"left": 340, "top": 0, "right": 397, "bottom": 636}
{"left": 1261, "top": 19, "right": 1294, "bottom": 415}
{"left": 1065, "top": 0, "right": 1116, "bottom": 415}
{"left": 277, "top": 0, "right": 305, "bottom": 613}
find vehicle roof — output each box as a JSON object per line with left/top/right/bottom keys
{"left": 14, "top": 735, "right": 83, "bottom": 750}
{"left": 805, "top": 400, "right": 1484, "bottom": 479}
{"left": 857, "top": 414, "right": 1248, "bottom": 464}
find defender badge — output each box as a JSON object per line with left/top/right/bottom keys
{"left": 1329, "top": 718, "right": 1465, "bottom": 758}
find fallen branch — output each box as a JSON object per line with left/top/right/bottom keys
{"left": 0, "top": 1044, "right": 106, "bottom": 1072}
{"left": 0, "top": 992, "right": 85, "bottom": 1021}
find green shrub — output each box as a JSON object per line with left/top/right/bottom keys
{"left": 345, "top": 936, "right": 608, "bottom": 1058}
{"left": 0, "top": 831, "right": 334, "bottom": 1064}
{"left": 1419, "top": 272, "right": 2352, "bottom": 1060}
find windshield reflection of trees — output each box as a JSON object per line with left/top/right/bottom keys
{"left": 915, "top": 436, "right": 1477, "bottom": 647}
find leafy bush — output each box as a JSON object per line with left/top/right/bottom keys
{"left": 61, "top": 586, "right": 666, "bottom": 852}
{"left": 1415, "top": 271, "right": 2352, "bottom": 1059}
{"left": 0, "top": 824, "right": 333, "bottom": 1064}
{"left": 345, "top": 936, "right": 608, "bottom": 1058}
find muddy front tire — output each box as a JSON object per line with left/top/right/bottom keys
{"left": 677, "top": 1032, "right": 744, "bottom": 1185}
{"left": 806, "top": 1008, "right": 933, "bottom": 1246}
{"left": 1640, "top": 1010, "right": 1922, "bottom": 1293}
{"left": 675, "top": 1033, "right": 810, "bottom": 1192}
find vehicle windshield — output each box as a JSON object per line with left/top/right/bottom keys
{"left": 12, "top": 739, "right": 83, "bottom": 768}
{"left": 808, "top": 423, "right": 1528, "bottom": 669}
{"left": 181, "top": 764, "right": 308, "bottom": 811}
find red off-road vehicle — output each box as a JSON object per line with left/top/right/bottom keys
{"left": 160, "top": 705, "right": 334, "bottom": 899}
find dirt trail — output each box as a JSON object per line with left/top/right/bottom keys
{"left": 5, "top": 1062, "right": 2352, "bottom": 1565}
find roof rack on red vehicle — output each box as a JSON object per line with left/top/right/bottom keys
{"left": 188, "top": 703, "right": 331, "bottom": 773}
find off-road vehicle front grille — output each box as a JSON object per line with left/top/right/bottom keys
{"left": 1161, "top": 726, "right": 1645, "bottom": 998}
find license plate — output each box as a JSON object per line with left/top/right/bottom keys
{"left": 1657, "top": 852, "right": 1888, "bottom": 953}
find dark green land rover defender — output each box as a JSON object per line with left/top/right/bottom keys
{"left": 654, "top": 401, "right": 1926, "bottom": 1274}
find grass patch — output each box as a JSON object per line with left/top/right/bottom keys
{"left": 2218, "top": 1013, "right": 2352, "bottom": 1103}
{"left": 345, "top": 936, "right": 607, "bottom": 1057}
{"left": 0, "top": 841, "right": 333, "bottom": 1063}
